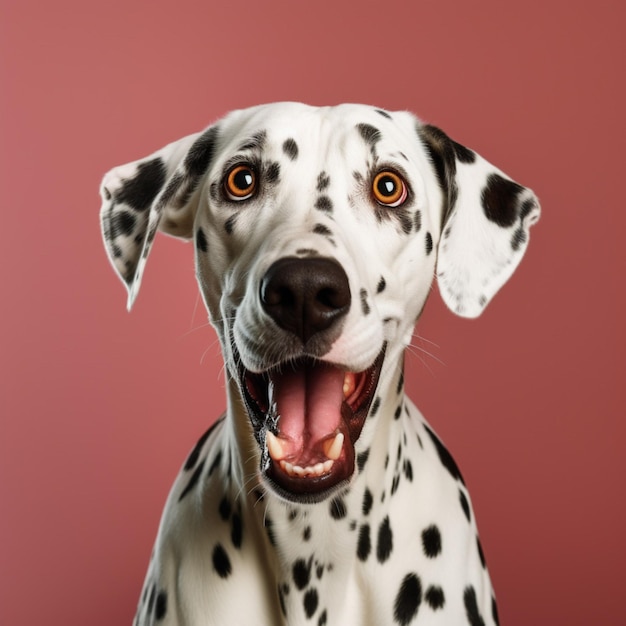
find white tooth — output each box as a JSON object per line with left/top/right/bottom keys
{"left": 281, "top": 460, "right": 293, "bottom": 475}
{"left": 313, "top": 462, "right": 324, "bottom": 475}
{"left": 293, "top": 465, "right": 305, "bottom": 477}
{"left": 266, "top": 431, "right": 285, "bottom": 460}
{"left": 326, "top": 432, "right": 344, "bottom": 461}
{"left": 323, "top": 460, "right": 334, "bottom": 473}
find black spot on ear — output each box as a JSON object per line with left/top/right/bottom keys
{"left": 330, "top": 496, "right": 347, "bottom": 520}
{"left": 155, "top": 590, "right": 168, "bottom": 620}
{"left": 357, "top": 524, "right": 371, "bottom": 561}
{"left": 376, "top": 516, "right": 393, "bottom": 563}
{"left": 111, "top": 211, "right": 137, "bottom": 237}
{"left": 185, "top": 126, "right": 219, "bottom": 176}
{"left": 393, "top": 573, "right": 422, "bottom": 625}
{"left": 460, "top": 489, "right": 471, "bottom": 521}
{"left": 452, "top": 140, "right": 476, "bottom": 163}
{"left": 212, "top": 543, "right": 232, "bottom": 578}
{"left": 376, "top": 276, "right": 386, "bottom": 293}
{"left": 422, "top": 525, "right": 442, "bottom": 558}
{"left": 178, "top": 459, "right": 205, "bottom": 501}
{"left": 315, "top": 196, "right": 333, "bottom": 213}
{"left": 283, "top": 138, "right": 299, "bottom": 160}
{"left": 304, "top": 588, "right": 319, "bottom": 619}
{"left": 195, "top": 227, "right": 208, "bottom": 253}
{"left": 424, "top": 424, "right": 465, "bottom": 485}
{"left": 317, "top": 172, "right": 331, "bottom": 191}
{"left": 481, "top": 173, "right": 525, "bottom": 227}
{"left": 425, "top": 232, "right": 433, "bottom": 255}
{"left": 425, "top": 585, "right": 445, "bottom": 610}
{"left": 464, "top": 586, "right": 486, "bottom": 626}
{"left": 357, "top": 123, "right": 382, "bottom": 146}
{"left": 114, "top": 157, "right": 167, "bottom": 212}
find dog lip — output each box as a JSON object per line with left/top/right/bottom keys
{"left": 236, "top": 346, "right": 386, "bottom": 502}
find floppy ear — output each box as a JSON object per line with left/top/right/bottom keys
{"left": 418, "top": 124, "right": 541, "bottom": 318}
{"left": 99, "top": 125, "right": 219, "bottom": 310}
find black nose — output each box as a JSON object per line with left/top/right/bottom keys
{"left": 260, "top": 257, "right": 351, "bottom": 344}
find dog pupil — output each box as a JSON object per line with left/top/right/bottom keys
{"left": 378, "top": 177, "right": 395, "bottom": 196}
{"left": 235, "top": 169, "right": 253, "bottom": 190}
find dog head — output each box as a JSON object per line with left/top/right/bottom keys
{"left": 100, "top": 103, "right": 539, "bottom": 502}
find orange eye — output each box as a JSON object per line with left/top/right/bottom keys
{"left": 372, "top": 171, "right": 407, "bottom": 207}
{"left": 225, "top": 164, "right": 257, "bottom": 200}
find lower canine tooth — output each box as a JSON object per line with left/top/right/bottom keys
{"left": 266, "top": 431, "right": 285, "bottom": 460}
{"left": 325, "top": 432, "right": 344, "bottom": 461}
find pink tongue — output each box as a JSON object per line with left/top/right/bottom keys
{"left": 272, "top": 362, "right": 344, "bottom": 446}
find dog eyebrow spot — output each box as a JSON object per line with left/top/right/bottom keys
{"left": 282, "top": 138, "right": 299, "bottom": 160}
{"left": 238, "top": 130, "right": 267, "bottom": 152}
{"left": 357, "top": 123, "right": 382, "bottom": 146}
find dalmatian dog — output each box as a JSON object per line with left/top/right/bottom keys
{"left": 100, "top": 103, "right": 539, "bottom": 626}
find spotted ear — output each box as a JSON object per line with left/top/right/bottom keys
{"left": 418, "top": 124, "right": 541, "bottom": 318}
{"left": 99, "top": 125, "right": 219, "bottom": 310}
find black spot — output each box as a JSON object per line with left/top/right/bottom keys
{"left": 424, "top": 425, "right": 465, "bottom": 485}
{"left": 212, "top": 543, "right": 232, "bottom": 578}
{"left": 375, "top": 108, "right": 392, "bottom": 119}
{"left": 403, "top": 459, "right": 413, "bottom": 482}
{"left": 362, "top": 488, "right": 373, "bottom": 516}
{"left": 313, "top": 223, "right": 332, "bottom": 237}
{"left": 185, "top": 126, "right": 219, "bottom": 176}
{"left": 113, "top": 157, "right": 167, "bottom": 212}
{"left": 396, "top": 371, "right": 404, "bottom": 394}
{"left": 511, "top": 227, "right": 527, "bottom": 251}
{"left": 178, "top": 459, "right": 205, "bottom": 502}
{"left": 357, "top": 449, "right": 370, "bottom": 472}
{"left": 384, "top": 454, "right": 389, "bottom": 469}
{"left": 292, "top": 558, "right": 312, "bottom": 590}
{"left": 195, "top": 227, "right": 208, "bottom": 253}
{"left": 376, "top": 516, "right": 393, "bottom": 563}
{"left": 208, "top": 449, "right": 222, "bottom": 477}
{"left": 238, "top": 130, "right": 266, "bottom": 152}
{"left": 394, "top": 405, "right": 402, "bottom": 420}
{"left": 110, "top": 210, "right": 136, "bottom": 238}
{"left": 303, "top": 588, "right": 319, "bottom": 618}
{"left": 481, "top": 173, "right": 525, "bottom": 227}
{"left": 376, "top": 276, "right": 386, "bottom": 293}
{"left": 330, "top": 497, "right": 347, "bottom": 520}
{"left": 370, "top": 397, "right": 381, "bottom": 417}
{"left": 357, "top": 123, "right": 382, "bottom": 145}
{"left": 317, "top": 172, "right": 331, "bottom": 191}
{"left": 266, "top": 161, "right": 281, "bottom": 184}
{"left": 394, "top": 573, "right": 422, "bottom": 625}
{"left": 391, "top": 474, "right": 400, "bottom": 495}
{"left": 315, "top": 196, "right": 333, "bottom": 213}
{"left": 183, "top": 421, "right": 221, "bottom": 470}
{"left": 155, "top": 590, "right": 168, "bottom": 620}
{"left": 477, "top": 537, "right": 486, "bottom": 568}
{"left": 464, "top": 586, "right": 486, "bottom": 626}
{"left": 478, "top": 295, "right": 488, "bottom": 307}
{"left": 360, "top": 289, "right": 370, "bottom": 315}
{"left": 224, "top": 214, "right": 237, "bottom": 234}
{"left": 316, "top": 564, "right": 324, "bottom": 579}
{"left": 425, "top": 232, "right": 433, "bottom": 255}
{"left": 452, "top": 140, "right": 476, "bottom": 163}
{"left": 353, "top": 170, "right": 364, "bottom": 182}
{"left": 357, "top": 524, "right": 371, "bottom": 561}
{"left": 289, "top": 508, "right": 298, "bottom": 521}
{"left": 283, "top": 138, "right": 299, "bottom": 160}
{"left": 414, "top": 210, "right": 422, "bottom": 232}
{"left": 460, "top": 489, "right": 471, "bottom": 522}
{"left": 425, "top": 585, "right": 445, "bottom": 610}
{"left": 318, "top": 609, "right": 328, "bottom": 625}
{"left": 147, "top": 583, "right": 156, "bottom": 614}
{"left": 422, "top": 525, "right": 442, "bottom": 558}
{"left": 492, "top": 596, "right": 500, "bottom": 625}
{"left": 264, "top": 515, "right": 276, "bottom": 546}
{"left": 231, "top": 512, "right": 243, "bottom": 548}
{"left": 303, "top": 526, "right": 311, "bottom": 541}
{"left": 218, "top": 496, "right": 231, "bottom": 520}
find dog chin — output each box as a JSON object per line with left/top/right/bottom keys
{"left": 237, "top": 346, "right": 386, "bottom": 503}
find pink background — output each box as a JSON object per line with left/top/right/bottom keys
{"left": 1, "top": 1, "right": 624, "bottom": 624}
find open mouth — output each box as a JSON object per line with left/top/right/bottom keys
{"left": 239, "top": 348, "right": 385, "bottom": 502}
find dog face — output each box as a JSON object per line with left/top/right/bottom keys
{"left": 100, "top": 103, "right": 539, "bottom": 502}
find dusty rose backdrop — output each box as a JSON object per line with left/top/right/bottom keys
{"left": 1, "top": 0, "right": 624, "bottom": 624}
